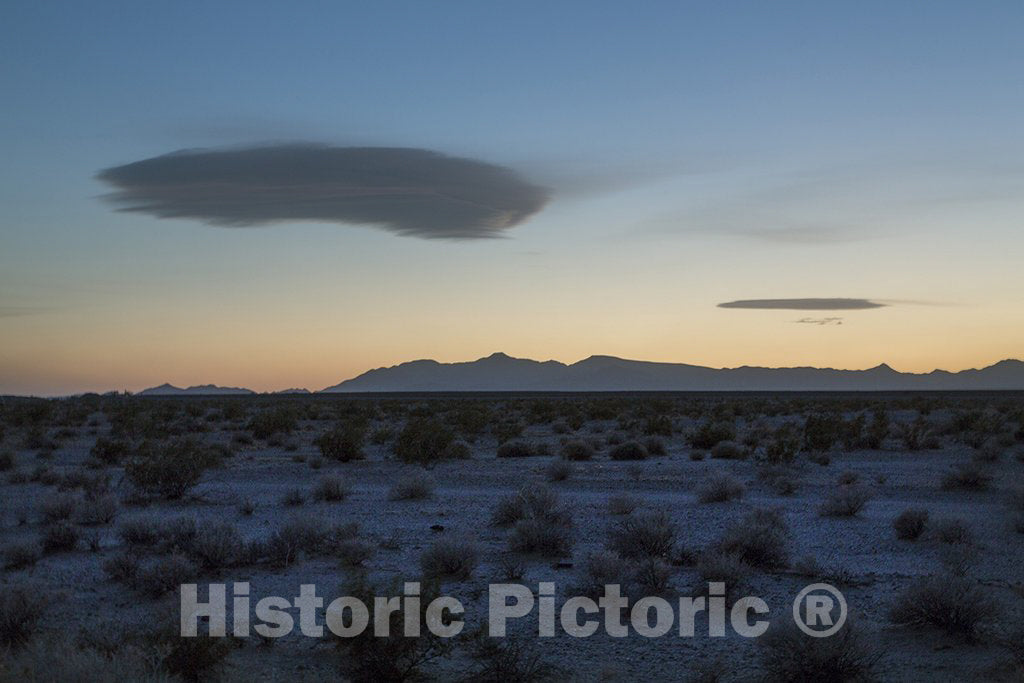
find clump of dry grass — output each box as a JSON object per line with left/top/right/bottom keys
{"left": 696, "top": 550, "right": 752, "bottom": 598}
{"left": 2, "top": 541, "right": 41, "bottom": 571}
{"left": 716, "top": 508, "right": 790, "bottom": 570}
{"left": 579, "top": 550, "right": 633, "bottom": 597}
{"left": 818, "top": 484, "right": 870, "bottom": 518}
{"left": 337, "top": 538, "right": 375, "bottom": 567}
{"left": 930, "top": 518, "right": 973, "bottom": 545}
{"left": 544, "top": 459, "right": 572, "bottom": 482}
{"left": 495, "top": 486, "right": 573, "bottom": 557}
{"left": 420, "top": 538, "right": 478, "bottom": 581}
{"left": 0, "top": 585, "right": 46, "bottom": 648}
{"left": 940, "top": 461, "right": 992, "bottom": 491}
{"left": 759, "top": 620, "right": 879, "bottom": 682}
{"left": 890, "top": 574, "right": 995, "bottom": 641}
{"left": 40, "top": 492, "right": 77, "bottom": 524}
{"left": 312, "top": 474, "right": 350, "bottom": 502}
{"left": 560, "top": 439, "right": 595, "bottom": 461}
{"left": 892, "top": 508, "right": 929, "bottom": 540}
{"left": 609, "top": 441, "right": 648, "bottom": 461}
{"left": 41, "top": 521, "right": 79, "bottom": 554}
{"left": 73, "top": 494, "right": 118, "bottom": 526}
{"left": 697, "top": 471, "right": 744, "bottom": 503}
{"left": 607, "top": 494, "right": 639, "bottom": 515}
{"left": 710, "top": 440, "right": 745, "bottom": 460}
{"left": 133, "top": 554, "right": 197, "bottom": 598}
{"left": 281, "top": 487, "right": 306, "bottom": 506}
{"left": 607, "top": 509, "right": 676, "bottom": 560}
{"left": 388, "top": 469, "right": 435, "bottom": 500}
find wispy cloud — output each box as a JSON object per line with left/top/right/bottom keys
{"left": 0, "top": 306, "right": 46, "bottom": 318}
{"left": 793, "top": 316, "right": 844, "bottom": 325}
{"left": 97, "top": 144, "right": 549, "bottom": 240}
{"left": 717, "top": 298, "right": 886, "bottom": 310}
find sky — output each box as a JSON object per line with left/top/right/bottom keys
{"left": 2, "top": 1, "right": 1023, "bottom": 395}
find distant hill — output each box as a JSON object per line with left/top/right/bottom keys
{"left": 136, "top": 383, "right": 256, "bottom": 396}
{"left": 320, "top": 353, "right": 1024, "bottom": 392}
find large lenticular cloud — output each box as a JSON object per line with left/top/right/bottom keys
{"left": 97, "top": 144, "right": 549, "bottom": 239}
{"left": 717, "top": 298, "right": 887, "bottom": 310}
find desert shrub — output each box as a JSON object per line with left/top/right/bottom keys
{"left": 544, "top": 459, "right": 572, "bottom": 482}
{"left": 124, "top": 438, "right": 212, "bottom": 499}
{"left": 496, "top": 486, "right": 573, "bottom": 557}
{"left": 58, "top": 469, "right": 110, "bottom": 496}
{"left": 465, "top": 633, "right": 555, "bottom": 682}
{"left": 802, "top": 413, "right": 844, "bottom": 453}
{"left": 332, "top": 574, "right": 454, "bottom": 682}
{"left": 861, "top": 408, "right": 890, "bottom": 449}
{"left": 697, "top": 471, "right": 745, "bottom": 503}
{"left": 118, "top": 516, "right": 162, "bottom": 548}
{"left": 90, "top": 436, "right": 131, "bottom": 465}
{"left": 0, "top": 450, "right": 15, "bottom": 471}
{"left": 445, "top": 440, "right": 471, "bottom": 459}
{"left": 281, "top": 487, "right": 306, "bottom": 506}
{"left": 898, "top": 417, "right": 937, "bottom": 451}
{"left": 420, "top": 538, "right": 478, "bottom": 581}
{"left": 689, "top": 420, "right": 736, "bottom": 450}
{"left": 247, "top": 407, "right": 297, "bottom": 440}
{"left": 238, "top": 498, "right": 255, "bottom": 516}
{"left": 2, "top": 541, "right": 41, "bottom": 570}
{"left": 633, "top": 558, "right": 673, "bottom": 595}
{"left": 609, "top": 441, "right": 648, "bottom": 461}
{"left": 73, "top": 494, "right": 118, "bottom": 526}
{"left": 710, "top": 440, "right": 745, "bottom": 460}
{"left": 497, "top": 441, "right": 541, "bottom": 458}
{"left": 643, "top": 414, "right": 673, "bottom": 436}
{"left": 972, "top": 437, "right": 1004, "bottom": 463}
{"left": 892, "top": 508, "right": 929, "bottom": 540}
{"left": 102, "top": 552, "right": 140, "bottom": 583}
{"left": 579, "top": 550, "right": 633, "bottom": 597}
{"left": 759, "top": 620, "right": 879, "bottom": 682}
{"left": 509, "top": 517, "right": 573, "bottom": 557}
{"left": 716, "top": 508, "right": 789, "bottom": 570}
{"left": 491, "top": 485, "right": 564, "bottom": 527}
{"left": 608, "top": 494, "right": 639, "bottom": 515}
{"left": 191, "top": 521, "right": 244, "bottom": 570}
{"left": 388, "top": 469, "right": 435, "bottom": 500}
{"left": 313, "top": 474, "right": 350, "bottom": 502}
{"left": 643, "top": 436, "right": 667, "bottom": 456}
{"left": 836, "top": 471, "right": 859, "bottom": 486}
{"left": 0, "top": 585, "right": 45, "bottom": 648}
{"left": 890, "top": 574, "right": 995, "bottom": 641}
{"left": 818, "top": 484, "right": 870, "bottom": 518}
{"left": 758, "top": 464, "right": 800, "bottom": 496}
{"left": 134, "top": 554, "right": 197, "bottom": 598}
{"left": 41, "top": 521, "right": 79, "bottom": 553}
{"left": 40, "top": 492, "right": 77, "bottom": 523}
{"left": 145, "top": 612, "right": 237, "bottom": 681}
{"left": 608, "top": 509, "right": 676, "bottom": 559}
{"left": 6, "top": 467, "right": 28, "bottom": 485}
{"left": 763, "top": 422, "right": 801, "bottom": 464}
{"left": 560, "top": 439, "right": 595, "bottom": 461}
{"left": 940, "top": 461, "right": 992, "bottom": 491}
{"left": 315, "top": 422, "right": 366, "bottom": 462}
{"left": 394, "top": 418, "right": 456, "bottom": 465}
{"left": 931, "top": 518, "right": 973, "bottom": 545}
{"left": 696, "top": 550, "right": 752, "bottom": 597}
{"left": 337, "top": 538, "right": 375, "bottom": 567}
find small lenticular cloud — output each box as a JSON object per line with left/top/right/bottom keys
{"left": 97, "top": 144, "right": 549, "bottom": 240}
{"left": 717, "top": 298, "right": 886, "bottom": 310}
{"left": 794, "top": 317, "right": 844, "bottom": 325}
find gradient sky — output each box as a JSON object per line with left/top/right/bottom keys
{"left": 2, "top": 1, "right": 1023, "bottom": 395}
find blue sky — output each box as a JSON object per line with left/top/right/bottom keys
{"left": 2, "top": 1, "right": 1023, "bottom": 394}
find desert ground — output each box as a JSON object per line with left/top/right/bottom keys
{"left": 1, "top": 393, "right": 1022, "bottom": 681}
